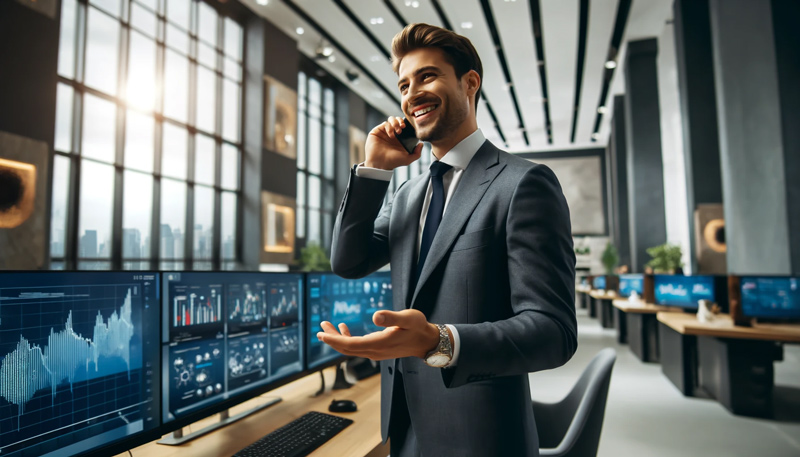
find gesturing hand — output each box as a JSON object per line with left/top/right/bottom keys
{"left": 317, "top": 309, "right": 439, "bottom": 361}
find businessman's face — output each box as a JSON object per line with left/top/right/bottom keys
{"left": 397, "top": 47, "right": 472, "bottom": 143}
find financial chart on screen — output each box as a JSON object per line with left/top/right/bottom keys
{"left": 161, "top": 272, "right": 303, "bottom": 423}
{"left": 306, "top": 272, "right": 393, "bottom": 369}
{"left": 0, "top": 272, "right": 160, "bottom": 457}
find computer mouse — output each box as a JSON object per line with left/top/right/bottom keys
{"left": 328, "top": 399, "right": 357, "bottom": 413}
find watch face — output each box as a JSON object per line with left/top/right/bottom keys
{"left": 426, "top": 354, "right": 450, "bottom": 368}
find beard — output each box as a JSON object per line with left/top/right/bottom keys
{"left": 414, "top": 85, "right": 470, "bottom": 143}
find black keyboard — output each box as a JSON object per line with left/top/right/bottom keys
{"left": 233, "top": 411, "right": 353, "bottom": 457}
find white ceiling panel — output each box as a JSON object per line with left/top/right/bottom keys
{"left": 438, "top": 0, "right": 526, "bottom": 150}
{"left": 388, "top": 0, "right": 444, "bottom": 28}
{"left": 575, "top": 0, "right": 618, "bottom": 143}
{"left": 540, "top": 0, "right": 579, "bottom": 145}
{"left": 489, "top": 0, "right": 547, "bottom": 147}
{"left": 342, "top": 0, "right": 405, "bottom": 51}
{"left": 477, "top": 100, "right": 504, "bottom": 147}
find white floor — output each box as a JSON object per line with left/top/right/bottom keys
{"left": 528, "top": 307, "right": 800, "bottom": 457}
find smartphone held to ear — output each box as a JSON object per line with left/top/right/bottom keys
{"left": 397, "top": 119, "right": 420, "bottom": 154}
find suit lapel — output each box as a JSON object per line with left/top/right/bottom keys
{"left": 398, "top": 174, "right": 429, "bottom": 308}
{"left": 411, "top": 142, "right": 505, "bottom": 306}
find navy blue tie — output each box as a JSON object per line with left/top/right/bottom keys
{"left": 416, "top": 161, "right": 453, "bottom": 282}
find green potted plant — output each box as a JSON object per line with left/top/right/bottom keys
{"left": 601, "top": 242, "right": 619, "bottom": 274}
{"left": 646, "top": 243, "right": 684, "bottom": 274}
{"left": 299, "top": 242, "right": 332, "bottom": 272}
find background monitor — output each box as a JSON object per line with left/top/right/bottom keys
{"left": 592, "top": 275, "right": 607, "bottom": 290}
{"left": 740, "top": 276, "right": 800, "bottom": 320}
{"left": 653, "top": 275, "right": 715, "bottom": 308}
{"left": 306, "top": 271, "right": 393, "bottom": 370}
{"left": 161, "top": 272, "right": 304, "bottom": 427}
{"left": 0, "top": 272, "right": 161, "bottom": 457}
{"left": 618, "top": 274, "right": 644, "bottom": 297}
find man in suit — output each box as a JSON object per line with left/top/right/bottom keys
{"left": 317, "top": 23, "right": 577, "bottom": 456}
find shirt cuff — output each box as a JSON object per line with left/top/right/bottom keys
{"left": 354, "top": 163, "right": 394, "bottom": 181}
{"left": 445, "top": 324, "right": 460, "bottom": 367}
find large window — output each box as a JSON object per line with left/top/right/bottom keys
{"left": 296, "top": 71, "right": 336, "bottom": 251}
{"left": 52, "top": 0, "right": 244, "bottom": 270}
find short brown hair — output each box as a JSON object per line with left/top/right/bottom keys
{"left": 391, "top": 23, "right": 483, "bottom": 106}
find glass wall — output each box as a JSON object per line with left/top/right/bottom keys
{"left": 52, "top": 0, "right": 243, "bottom": 270}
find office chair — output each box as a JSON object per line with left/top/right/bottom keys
{"left": 532, "top": 348, "right": 616, "bottom": 457}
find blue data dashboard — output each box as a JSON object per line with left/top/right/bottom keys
{"left": 740, "top": 277, "right": 800, "bottom": 320}
{"left": 653, "top": 275, "right": 715, "bottom": 308}
{"left": 618, "top": 274, "right": 644, "bottom": 297}
{"left": 306, "top": 272, "right": 393, "bottom": 369}
{"left": 161, "top": 272, "right": 303, "bottom": 424}
{"left": 0, "top": 272, "right": 161, "bottom": 457}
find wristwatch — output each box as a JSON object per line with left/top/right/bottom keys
{"left": 424, "top": 324, "right": 453, "bottom": 368}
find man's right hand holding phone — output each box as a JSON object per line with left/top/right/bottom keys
{"left": 364, "top": 116, "right": 423, "bottom": 171}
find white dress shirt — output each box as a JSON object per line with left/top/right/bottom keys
{"left": 355, "top": 128, "right": 486, "bottom": 367}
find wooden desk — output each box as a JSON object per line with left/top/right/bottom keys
{"left": 589, "top": 290, "right": 618, "bottom": 329}
{"left": 656, "top": 313, "right": 798, "bottom": 418}
{"left": 119, "top": 367, "right": 385, "bottom": 457}
{"left": 611, "top": 300, "right": 683, "bottom": 361}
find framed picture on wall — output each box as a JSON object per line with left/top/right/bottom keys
{"left": 349, "top": 126, "right": 367, "bottom": 166}
{"left": 263, "top": 75, "right": 297, "bottom": 160}
{"left": 261, "top": 191, "right": 296, "bottom": 264}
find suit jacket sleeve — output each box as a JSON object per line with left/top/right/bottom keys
{"left": 445, "top": 164, "right": 577, "bottom": 388}
{"left": 330, "top": 166, "right": 394, "bottom": 279}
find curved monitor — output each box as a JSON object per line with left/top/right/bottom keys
{"left": 306, "top": 272, "right": 393, "bottom": 370}
{"left": 0, "top": 271, "right": 161, "bottom": 457}
{"left": 161, "top": 272, "right": 304, "bottom": 428}
{"left": 740, "top": 276, "right": 800, "bottom": 320}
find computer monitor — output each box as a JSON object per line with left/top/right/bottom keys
{"left": 161, "top": 272, "right": 304, "bottom": 431}
{"left": 653, "top": 274, "right": 716, "bottom": 309}
{"left": 592, "top": 275, "right": 606, "bottom": 290}
{"left": 306, "top": 271, "right": 393, "bottom": 370}
{"left": 618, "top": 274, "right": 644, "bottom": 298}
{"left": 740, "top": 276, "right": 800, "bottom": 321}
{"left": 0, "top": 271, "right": 161, "bottom": 457}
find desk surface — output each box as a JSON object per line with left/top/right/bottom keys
{"left": 118, "top": 367, "right": 384, "bottom": 457}
{"left": 657, "top": 312, "right": 800, "bottom": 343}
{"left": 612, "top": 299, "right": 681, "bottom": 314}
{"left": 589, "top": 290, "right": 618, "bottom": 300}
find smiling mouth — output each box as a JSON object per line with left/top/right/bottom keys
{"left": 413, "top": 105, "right": 439, "bottom": 118}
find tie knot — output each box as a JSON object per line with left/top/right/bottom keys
{"left": 429, "top": 161, "right": 453, "bottom": 178}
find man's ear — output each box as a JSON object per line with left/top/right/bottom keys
{"left": 464, "top": 70, "right": 481, "bottom": 97}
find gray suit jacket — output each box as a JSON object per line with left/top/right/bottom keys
{"left": 331, "top": 140, "right": 577, "bottom": 456}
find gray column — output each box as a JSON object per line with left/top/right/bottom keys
{"left": 673, "top": 0, "right": 724, "bottom": 273}
{"left": 709, "top": 0, "right": 793, "bottom": 274}
{"left": 772, "top": 0, "right": 800, "bottom": 275}
{"left": 624, "top": 39, "right": 667, "bottom": 273}
{"left": 610, "top": 95, "right": 631, "bottom": 270}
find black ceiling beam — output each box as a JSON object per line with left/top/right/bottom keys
{"left": 529, "top": 0, "right": 553, "bottom": 144}
{"left": 570, "top": 0, "right": 589, "bottom": 143}
{"left": 282, "top": 0, "right": 401, "bottom": 105}
{"left": 591, "top": 0, "right": 632, "bottom": 139}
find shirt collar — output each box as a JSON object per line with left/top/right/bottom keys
{"left": 428, "top": 128, "right": 485, "bottom": 171}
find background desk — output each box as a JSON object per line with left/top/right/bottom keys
{"left": 118, "top": 367, "right": 386, "bottom": 457}
{"left": 612, "top": 299, "right": 681, "bottom": 361}
{"left": 657, "top": 313, "right": 800, "bottom": 418}
{"left": 589, "top": 290, "right": 618, "bottom": 329}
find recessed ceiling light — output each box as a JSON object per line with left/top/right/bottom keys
{"left": 296, "top": 27, "right": 304, "bottom": 35}
{"left": 256, "top": 0, "right": 268, "bottom": 5}
{"left": 322, "top": 46, "right": 333, "bottom": 57}
{"left": 411, "top": 1, "right": 420, "bottom": 7}
{"left": 605, "top": 60, "right": 617, "bottom": 69}
{"left": 597, "top": 106, "right": 608, "bottom": 114}
{"left": 370, "top": 17, "right": 384, "bottom": 25}
{"left": 370, "top": 55, "right": 382, "bottom": 62}
{"left": 461, "top": 22, "right": 473, "bottom": 29}
{"left": 504, "top": 0, "right": 517, "bottom": 2}
{"left": 374, "top": 91, "right": 385, "bottom": 99}
{"left": 328, "top": 55, "right": 336, "bottom": 63}
{"left": 591, "top": 132, "right": 600, "bottom": 140}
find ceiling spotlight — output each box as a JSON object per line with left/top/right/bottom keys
{"left": 296, "top": 27, "right": 304, "bottom": 35}
{"left": 327, "top": 55, "right": 336, "bottom": 63}
{"left": 411, "top": 1, "right": 419, "bottom": 7}
{"left": 315, "top": 41, "right": 334, "bottom": 60}
{"left": 370, "top": 17, "right": 384, "bottom": 25}
{"left": 345, "top": 69, "right": 360, "bottom": 83}
{"left": 597, "top": 106, "right": 608, "bottom": 114}
{"left": 591, "top": 132, "right": 599, "bottom": 140}
{"left": 461, "top": 22, "right": 473, "bottom": 29}
{"left": 605, "top": 60, "right": 617, "bottom": 69}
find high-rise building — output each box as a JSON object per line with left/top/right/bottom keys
{"left": 80, "top": 230, "right": 98, "bottom": 258}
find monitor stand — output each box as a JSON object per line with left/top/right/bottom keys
{"left": 157, "top": 396, "right": 282, "bottom": 446}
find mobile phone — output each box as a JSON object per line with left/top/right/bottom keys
{"left": 396, "top": 119, "right": 420, "bottom": 154}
